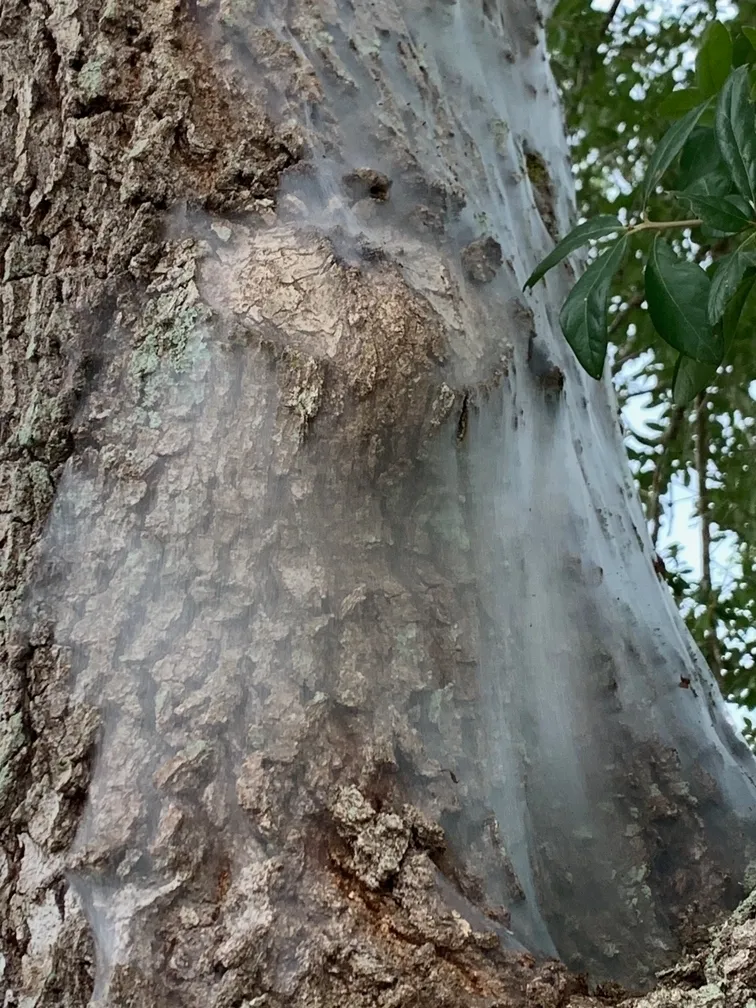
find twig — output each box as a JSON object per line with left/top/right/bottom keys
{"left": 609, "top": 292, "right": 644, "bottom": 338}
{"left": 628, "top": 217, "right": 703, "bottom": 235}
{"left": 627, "top": 429, "right": 662, "bottom": 448}
{"left": 579, "top": 0, "right": 625, "bottom": 89}
{"left": 695, "top": 393, "right": 724, "bottom": 686}
{"left": 696, "top": 394, "right": 711, "bottom": 597}
{"left": 601, "top": 0, "right": 623, "bottom": 35}
{"left": 648, "top": 405, "right": 685, "bottom": 548}
{"left": 609, "top": 293, "right": 645, "bottom": 373}
{"left": 620, "top": 388, "right": 661, "bottom": 400}
{"left": 612, "top": 341, "right": 639, "bottom": 373}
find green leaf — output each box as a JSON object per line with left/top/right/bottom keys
{"left": 559, "top": 237, "right": 627, "bottom": 379}
{"left": 696, "top": 21, "right": 733, "bottom": 97}
{"left": 700, "top": 224, "right": 730, "bottom": 242}
{"left": 523, "top": 215, "right": 623, "bottom": 289}
{"left": 645, "top": 237, "right": 722, "bottom": 363}
{"left": 641, "top": 103, "right": 710, "bottom": 209}
{"left": 672, "top": 354, "right": 716, "bottom": 406}
{"left": 684, "top": 169, "right": 734, "bottom": 199}
{"left": 672, "top": 273, "right": 754, "bottom": 405}
{"left": 707, "top": 232, "right": 756, "bottom": 324}
{"left": 715, "top": 66, "right": 756, "bottom": 206}
{"left": 658, "top": 89, "right": 705, "bottom": 118}
{"left": 743, "top": 27, "right": 756, "bottom": 51}
{"left": 722, "top": 271, "right": 755, "bottom": 346}
{"left": 678, "top": 128, "right": 728, "bottom": 190}
{"left": 674, "top": 191, "right": 754, "bottom": 233}
{"left": 733, "top": 29, "right": 756, "bottom": 68}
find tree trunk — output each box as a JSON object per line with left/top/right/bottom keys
{"left": 2, "top": 0, "right": 756, "bottom": 1005}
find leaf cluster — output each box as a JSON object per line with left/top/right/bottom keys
{"left": 546, "top": 1, "right": 756, "bottom": 725}
{"left": 526, "top": 52, "right": 756, "bottom": 403}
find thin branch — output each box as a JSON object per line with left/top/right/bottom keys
{"left": 581, "top": 0, "right": 623, "bottom": 84}
{"left": 705, "top": 626, "right": 725, "bottom": 689}
{"left": 695, "top": 393, "right": 725, "bottom": 686}
{"left": 696, "top": 394, "right": 712, "bottom": 598}
{"left": 619, "top": 391, "right": 658, "bottom": 404}
{"left": 601, "top": 0, "right": 623, "bottom": 34}
{"left": 627, "top": 429, "right": 663, "bottom": 448}
{"left": 648, "top": 405, "right": 685, "bottom": 548}
{"left": 612, "top": 341, "right": 639, "bottom": 373}
{"left": 609, "top": 292, "right": 644, "bottom": 339}
{"left": 628, "top": 218, "right": 703, "bottom": 235}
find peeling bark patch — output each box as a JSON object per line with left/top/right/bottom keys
{"left": 278, "top": 348, "right": 325, "bottom": 437}
{"left": 330, "top": 787, "right": 410, "bottom": 891}
{"left": 200, "top": 226, "right": 448, "bottom": 448}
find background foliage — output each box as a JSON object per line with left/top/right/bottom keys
{"left": 548, "top": 0, "right": 756, "bottom": 743}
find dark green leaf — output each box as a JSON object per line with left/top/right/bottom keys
{"left": 641, "top": 103, "right": 710, "bottom": 209}
{"left": 658, "top": 89, "right": 705, "bottom": 118}
{"left": 722, "top": 271, "right": 755, "bottom": 347}
{"left": 559, "top": 237, "right": 627, "bottom": 379}
{"left": 679, "top": 128, "right": 729, "bottom": 189}
{"left": 700, "top": 224, "right": 731, "bottom": 242}
{"left": 697, "top": 106, "right": 717, "bottom": 129}
{"left": 743, "top": 27, "right": 756, "bottom": 51}
{"left": 684, "top": 169, "right": 735, "bottom": 199}
{"left": 645, "top": 237, "right": 722, "bottom": 363}
{"left": 672, "top": 272, "right": 755, "bottom": 405}
{"left": 696, "top": 21, "right": 733, "bottom": 97}
{"left": 672, "top": 354, "right": 716, "bottom": 406}
{"left": 674, "top": 191, "right": 753, "bottom": 233}
{"left": 698, "top": 104, "right": 717, "bottom": 128}
{"left": 707, "top": 232, "right": 756, "bottom": 324}
{"left": 715, "top": 66, "right": 756, "bottom": 206}
{"left": 523, "top": 215, "right": 623, "bottom": 289}
{"left": 733, "top": 30, "right": 756, "bottom": 68}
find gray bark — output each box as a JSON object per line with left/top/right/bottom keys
{"left": 1, "top": 0, "right": 755, "bottom": 1006}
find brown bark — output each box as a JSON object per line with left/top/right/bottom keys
{"left": 1, "top": 1, "right": 755, "bottom": 1006}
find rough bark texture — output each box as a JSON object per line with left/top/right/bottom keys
{"left": 1, "top": 1, "right": 756, "bottom": 1006}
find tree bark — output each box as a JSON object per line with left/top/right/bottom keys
{"left": 1, "top": 0, "right": 755, "bottom": 1005}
